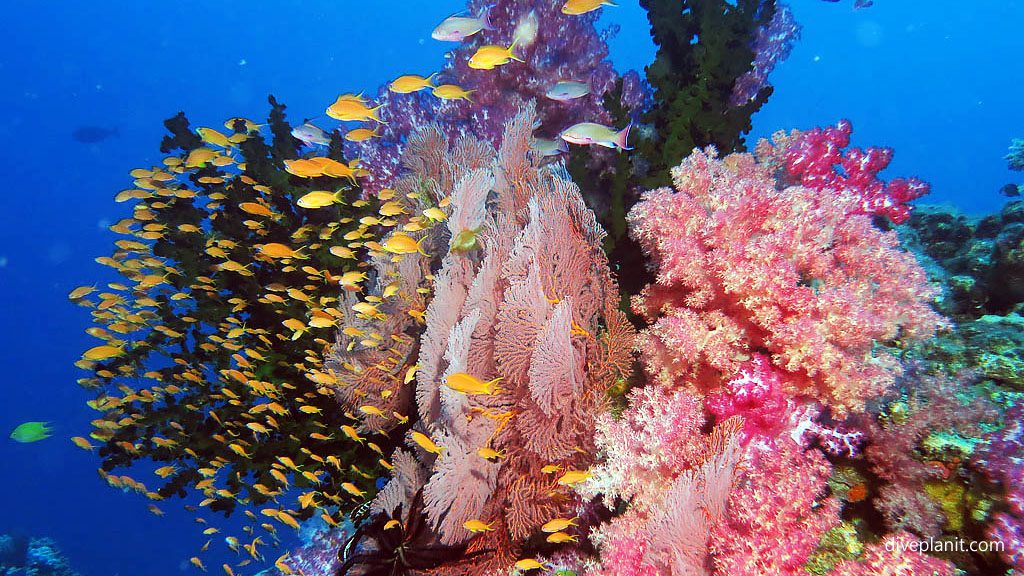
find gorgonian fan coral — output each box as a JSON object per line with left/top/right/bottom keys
{"left": 627, "top": 146, "right": 945, "bottom": 416}
{"left": 360, "top": 104, "right": 635, "bottom": 574}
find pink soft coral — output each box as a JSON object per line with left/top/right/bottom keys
{"left": 709, "top": 438, "right": 840, "bottom": 576}
{"left": 628, "top": 147, "right": 944, "bottom": 416}
{"left": 831, "top": 532, "right": 956, "bottom": 576}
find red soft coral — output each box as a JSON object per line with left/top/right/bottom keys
{"left": 628, "top": 147, "right": 944, "bottom": 416}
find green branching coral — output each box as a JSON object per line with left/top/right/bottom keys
{"left": 570, "top": 0, "right": 779, "bottom": 301}
{"left": 637, "top": 0, "right": 776, "bottom": 185}
{"left": 71, "top": 96, "right": 387, "bottom": 533}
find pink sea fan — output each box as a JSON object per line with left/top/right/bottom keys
{"left": 379, "top": 104, "right": 634, "bottom": 568}
{"left": 423, "top": 427, "right": 500, "bottom": 544}
{"left": 528, "top": 298, "right": 582, "bottom": 416}
{"left": 586, "top": 413, "right": 744, "bottom": 576}
{"left": 628, "top": 146, "right": 944, "bottom": 416}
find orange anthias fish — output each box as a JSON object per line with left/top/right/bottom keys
{"left": 432, "top": 84, "right": 476, "bottom": 102}
{"left": 389, "top": 73, "right": 436, "bottom": 94}
{"left": 326, "top": 96, "right": 385, "bottom": 123}
{"left": 444, "top": 372, "right": 502, "bottom": 395}
{"left": 562, "top": 0, "right": 618, "bottom": 15}
{"left": 468, "top": 40, "right": 523, "bottom": 70}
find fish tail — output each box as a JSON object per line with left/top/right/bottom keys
{"left": 479, "top": 3, "right": 496, "bottom": 30}
{"left": 507, "top": 37, "right": 523, "bottom": 61}
{"left": 615, "top": 122, "right": 633, "bottom": 151}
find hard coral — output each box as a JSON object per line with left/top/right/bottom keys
{"left": 628, "top": 146, "right": 944, "bottom": 416}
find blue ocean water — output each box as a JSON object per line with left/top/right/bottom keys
{"left": 0, "top": 1, "right": 1020, "bottom": 574}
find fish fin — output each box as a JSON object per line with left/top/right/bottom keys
{"left": 507, "top": 37, "right": 524, "bottom": 62}
{"left": 479, "top": 3, "right": 496, "bottom": 30}
{"left": 614, "top": 122, "right": 633, "bottom": 151}
{"left": 604, "top": 0, "right": 619, "bottom": 6}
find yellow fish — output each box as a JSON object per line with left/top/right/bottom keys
{"left": 468, "top": 39, "right": 523, "bottom": 70}
{"left": 463, "top": 519, "right": 494, "bottom": 533}
{"left": 83, "top": 344, "right": 124, "bottom": 361}
{"left": 410, "top": 431, "right": 443, "bottom": 455}
{"left": 185, "top": 147, "right": 218, "bottom": 168}
{"left": 562, "top": 0, "right": 617, "bottom": 15}
{"left": 556, "top": 469, "right": 592, "bottom": 486}
{"left": 546, "top": 531, "right": 578, "bottom": 543}
{"left": 389, "top": 73, "right": 436, "bottom": 94}
{"left": 432, "top": 84, "right": 476, "bottom": 102}
{"left": 239, "top": 202, "right": 277, "bottom": 218}
{"left": 258, "top": 243, "right": 306, "bottom": 259}
{"left": 297, "top": 190, "right": 346, "bottom": 209}
{"left": 326, "top": 96, "right": 385, "bottom": 123}
{"left": 444, "top": 372, "right": 502, "bottom": 395}
{"left": 514, "top": 559, "right": 546, "bottom": 571}
{"left": 341, "top": 482, "right": 366, "bottom": 497}
{"left": 541, "top": 517, "right": 578, "bottom": 533}
{"left": 344, "top": 127, "right": 380, "bottom": 142}
{"left": 382, "top": 233, "right": 427, "bottom": 255}
{"left": 359, "top": 405, "right": 387, "bottom": 418}
{"left": 197, "top": 127, "right": 233, "bottom": 148}
{"left": 68, "top": 285, "right": 96, "bottom": 300}
{"left": 223, "top": 117, "right": 264, "bottom": 132}
{"left": 423, "top": 207, "right": 447, "bottom": 221}
{"left": 477, "top": 447, "right": 504, "bottom": 461}
{"left": 71, "top": 436, "right": 96, "bottom": 451}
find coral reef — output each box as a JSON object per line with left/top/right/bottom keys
{"left": 975, "top": 403, "right": 1024, "bottom": 572}
{"left": 903, "top": 200, "right": 1024, "bottom": 317}
{"left": 858, "top": 365, "right": 997, "bottom": 538}
{"left": 729, "top": 4, "right": 801, "bottom": 107}
{"left": 68, "top": 2, "right": 1022, "bottom": 575}
{"left": 1007, "top": 137, "right": 1024, "bottom": 172}
{"left": 757, "top": 120, "right": 931, "bottom": 224}
{"left": 355, "top": 104, "right": 635, "bottom": 573}
{"left": 344, "top": 0, "right": 647, "bottom": 194}
{"left": 0, "top": 535, "right": 79, "bottom": 576}
{"left": 627, "top": 146, "right": 943, "bottom": 416}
